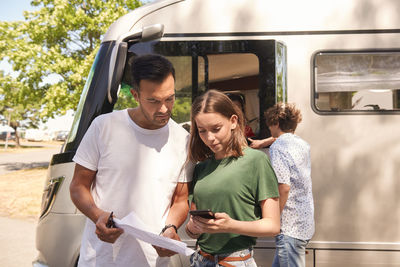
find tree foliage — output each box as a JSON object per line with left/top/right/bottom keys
{"left": 0, "top": 0, "right": 142, "bottom": 144}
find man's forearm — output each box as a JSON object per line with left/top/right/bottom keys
{"left": 165, "top": 182, "right": 190, "bottom": 228}
{"left": 166, "top": 199, "right": 189, "bottom": 228}
{"left": 278, "top": 184, "right": 290, "bottom": 213}
{"left": 279, "top": 193, "right": 289, "bottom": 213}
{"left": 70, "top": 183, "right": 102, "bottom": 224}
{"left": 70, "top": 164, "right": 104, "bottom": 224}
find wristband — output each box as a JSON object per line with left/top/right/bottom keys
{"left": 160, "top": 224, "right": 178, "bottom": 235}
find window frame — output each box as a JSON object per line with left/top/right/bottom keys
{"left": 127, "top": 39, "right": 287, "bottom": 138}
{"left": 311, "top": 49, "right": 400, "bottom": 115}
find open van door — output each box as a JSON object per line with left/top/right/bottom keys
{"left": 112, "top": 39, "right": 288, "bottom": 265}
{"left": 115, "top": 39, "right": 287, "bottom": 144}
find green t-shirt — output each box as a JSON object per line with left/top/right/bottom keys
{"left": 191, "top": 147, "right": 279, "bottom": 254}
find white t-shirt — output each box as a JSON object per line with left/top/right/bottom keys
{"left": 73, "top": 109, "right": 192, "bottom": 267}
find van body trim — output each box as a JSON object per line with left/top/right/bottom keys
{"left": 50, "top": 151, "right": 75, "bottom": 165}
{"left": 253, "top": 246, "right": 400, "bottom": 252}
{"left": 164, "top": 29, "right": 400, "bottom": 38}
{"left": 307, "top": 241, "right": 400, "bottom": 251}
{"left": 255, "top": 240, "right": 400, "bottom": 251}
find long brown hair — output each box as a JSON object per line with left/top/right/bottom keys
{"left": 188, "top": 90, "right": 248, "bottom": 162}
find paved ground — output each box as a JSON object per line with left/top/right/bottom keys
{"left": 0, "top": 217, "right": 37, "bottom": 267}
{"left": 0, "top": 142, "right": 62, "bottom": 267}
{"left": 0, "top": 142, "right": 62, "bottom": 175}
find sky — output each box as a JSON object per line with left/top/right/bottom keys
{"left": 0, "top": 0, "right": 74, "bottom": 132}
{"left": 0, "top": 0, "right": 34, "bottom": 75}
{"left": 0, "top": 0, "right": 34, "bottom": 21}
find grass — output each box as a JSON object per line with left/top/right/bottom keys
{"left": 0, "top": 146, "right": 47, "bottom": 154}
{"left": 0, "top": 140, "right": 62, "bottom": 220}
{"left": 0, "top": 167, "right": 47, "bottom": 221}
{"left": 0, "top": 143, "right": 46, "bottom": 149}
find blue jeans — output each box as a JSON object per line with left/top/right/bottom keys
{"left": 190, "top": 248, "right": 257, "bottom": 267}
{"left": 272, "top": 234, "right": 309, "bottom": 267}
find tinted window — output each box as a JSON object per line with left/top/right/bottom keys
{"left": 313, "top": 51, "right": 400, "bottom": 113}
{"left": 117, "top": 40, "right": 287, "bottom": 138}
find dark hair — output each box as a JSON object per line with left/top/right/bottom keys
{"left": 226, "top": 93, "right": 245, "bottom": 113}
{"left": 265, "top": 102, "right": 302, "bottom": 132}
{"left": 131, "top": 54, "right": 175, "bottom": 91}
{"left": 188, "top": 90, "right": 247, "bottom": 162}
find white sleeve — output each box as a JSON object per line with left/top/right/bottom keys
{"left": 179, "top": 160, "right": 194, "bottom": 183}
{"left": 176, "top": 134, "right": 194, "bottom": 183}
{"left": 72, "top": 120, "right": 101, "bottom": 171}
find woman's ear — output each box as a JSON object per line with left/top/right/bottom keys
{"left": 230, "top": 115, "right": 238, "bottom": 130}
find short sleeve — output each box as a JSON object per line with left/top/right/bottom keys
{"left": 188, "top": 162, "right": 202, "bottom": 204}
{"left": 177, "top": 135, "right": 194, "bottom": 183}
{"left": 72, "top": 120, "right": 101, "bottom": 171}
{"left": 269, "top": 147, "right": 291, "bottom": 185}
{"left": 179, "top": 160, "right": 194, "bottom": 183}
{"left": 255, "top": 153, "right": 280, "bottom": 202}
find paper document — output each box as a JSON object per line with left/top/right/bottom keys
{"left": 114, "top": 211, "right": 195, "bottom": 256}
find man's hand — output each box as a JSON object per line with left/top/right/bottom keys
{"left": 95, "top": 211, "right": 124, "bottom": 243}
{"left": 249, "top": 137, "right": 276, "bottom": 149}
{"left": 153, "top": 227, "right": 180, "bottom": 257}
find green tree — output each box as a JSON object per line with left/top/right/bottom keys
{"left": 171, "top": 97, "right": 191, "bottom": 123}
{"left": 0, "top": 0, "right": 141, "bottom": 146}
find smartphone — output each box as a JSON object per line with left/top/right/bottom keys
{"left": 189, "top": 209, "right": 215, "bottom": 219}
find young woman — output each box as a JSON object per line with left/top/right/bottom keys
{"left": 265, "top": 103, "right": 315, "bottom": 267}
{"left": 185, "top": 90, "right": 280, "bottom": 267}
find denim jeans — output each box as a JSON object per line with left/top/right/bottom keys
{"left": 190, "top": 248, "right": 257, "bottom": 267}
{"left": 272, "top": 234, "right": 309, "bottom": 267}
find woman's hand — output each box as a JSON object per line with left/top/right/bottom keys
{"left": 191, "top": 212, "right": 234, "bottom": 234}
{"left": 185, "top": 219, "right": 200, "bottom": 239}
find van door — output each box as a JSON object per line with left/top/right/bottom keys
{"left": 115, "top": 40, "right": 287, "bottom": 142}
{"left": 114, "top": 40, "right": 288, "bottom": 265}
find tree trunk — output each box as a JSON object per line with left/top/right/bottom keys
{"left": 12, "top": 126, "right": 20, "bottom": 148}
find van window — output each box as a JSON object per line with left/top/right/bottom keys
{"left": 115, "top": 40, "right": 287, "bottom": 138}
{"left": 115, "top": 52, "right": 260, "bottom": 126}
{"left": 313, "top": 51, "right": 400, "bottom": 113}
{"left": 116, "top": 51, "right": 261, "bottom": 131}
{"left": 114, "top": 55, "right": 198, "bottom": 124}
{"left": 67, "top": 42, "right": 113, "bottom": 144}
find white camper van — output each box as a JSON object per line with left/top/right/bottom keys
{"left": 33, "top": 0, "right": 400, "bottom": 266}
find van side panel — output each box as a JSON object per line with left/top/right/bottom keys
{"left": 35, "top": 1, "right": 400, "bottom": 266}
{"left": 132, "top": 0, "right": 400, "bottom": 34}
{"left": 131, "top": 0, "right": 400, "bottom": 263}
{"left": 133, "top": 0, "right": 400, "bottom": 249}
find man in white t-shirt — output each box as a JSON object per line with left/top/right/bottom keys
{"left": 70, "top": 54, "right": 193, "bottom": 267}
